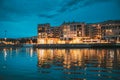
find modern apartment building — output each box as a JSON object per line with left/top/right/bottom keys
{"left": 87, "top": 24, "right": 101, "bottom": 39}
{"left": 37, "top": 20, "right": 120, "bottom": 44}
{"left": 37, "top": 23, "right": 50, "bottom": 44}
{"left": 60, "top": 22, "right": 86, "bottom": 40}
{"left": 101, "top": 20, "right": 120, "bottom": 42}
{"left": 38, "top": 23, "right": 50, "bottom": 38}
{"left": 53, "top": 27, "right": 61, "bottom": 38}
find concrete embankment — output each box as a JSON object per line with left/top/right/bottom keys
{"left": 33, "top": 43, "right": 120, "bottom": 48}
{"left": 0, "top": 44, "right": 23, "bottom": 48}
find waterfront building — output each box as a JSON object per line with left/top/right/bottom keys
{"left": 37, "top": 22, "right": 87, "bottom": 44}
{"left": 87, "top": 24, "right": 101, "bottom": 39}
{"left": 47, "top": 26, "right": 61, "bottom": 44}
{"left": 38, "top": 23, "right": 50, "bottom": 38}
{"left": 37, "top": 24, "right": 61, "bottom": 44}
{"left": 37, "top": 20, "right": 120, "bottom": 44}
{"left": 53, "top": 27, "right": 61, "bottom": 38}
{"left": 101, "top": 20, "right": 120, "bottom": 43}
{"left": 37, "top": 23, "right": 50, "bottom": 44}
{"left": 84, "top": 24, "right": 101, "bottom": 43}
{"left": 48, "top": 26, "right": 61, "bottom": 38}
{"left": 60, "top": 22, "right": 86, "bottom": 43}
{"left": 47, "top": 27, "right": 54, "bottom": 38}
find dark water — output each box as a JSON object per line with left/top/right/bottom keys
{"left": 0, "top": 47, "right": 120, "bottom": 80}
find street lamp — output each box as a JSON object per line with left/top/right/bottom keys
{"left": 4, "top": 30, "right": 7, "bottom": 41}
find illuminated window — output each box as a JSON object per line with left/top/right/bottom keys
{"left": 38, "top": 33, "right": 41, "bottom": 35}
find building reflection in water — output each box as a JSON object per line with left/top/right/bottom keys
{"left": 15, "top": 48, "right": 20, "bottom": 54}
{"left": 3, "top": 48, "right": 7, "bottom": 61}
{"left": 36, "top": 48, "right": 120, "bottom": 79}
{"left": 10, "top": 48, "right": 12, "bottom": 54}
{"left": 37, "top": 49, "right": 120, "bottom": 68}
{"left": 30, "top": 48, "right": 33, "bottom": 57}
{"left": 25, "top": 48, "right": 34, "bottom": 57}
{"left": 37, "top": 49, "right": 53, "bottom": 68}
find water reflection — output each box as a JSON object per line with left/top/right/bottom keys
{"left": 3, "top": 48, "right": 7, "bottom": 61}
{"left": 26, "top": 48, "right": 34, "bottom": 57}
{"left": 0, "top": 48, "right": 120, "bottom": 80}
{"left": 37, "top": 48, "right": 120, "bottom": 80}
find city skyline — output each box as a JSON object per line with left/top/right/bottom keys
{"left": 0, "top": 0, "right": 120, "bottom": 38}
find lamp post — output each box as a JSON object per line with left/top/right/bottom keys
{"left": 4, "top": 30, "right": 7, "bottom": 41}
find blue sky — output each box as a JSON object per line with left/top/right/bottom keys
{"left": 0, "top": 0, "right": 120, "bottom": 38}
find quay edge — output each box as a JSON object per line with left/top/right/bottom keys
{"left": 33, "top": 43, "right": 120, "bottom": 48}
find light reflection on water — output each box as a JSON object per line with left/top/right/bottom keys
{"left": 0, "top": 48, "right": 120, "bottom": 80}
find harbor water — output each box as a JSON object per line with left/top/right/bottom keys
{"left": 0, "top": 47, "right": 120, "bottom": 80}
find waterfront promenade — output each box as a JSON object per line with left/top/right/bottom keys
{"left": 0, "top": 44, "right": 23, "bottom": 49}
{"left": 33, "top": 43, "right": 120, "bottom": 48}
{"left": 1, "top": 43, "right": 120, "bottom": 49}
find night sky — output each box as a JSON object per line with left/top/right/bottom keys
{"left": 0, "top": 0, "right": 120, "bottom": 38}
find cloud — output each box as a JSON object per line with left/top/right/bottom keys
{"left": 0, "top": 0, "right": 120, "bottom": 38}
{"left": 0, "top": 0, "right": 61, "bottom": 21}
{"left": 58, "top": 0, "right": 111, "bottom": 12}
{"left": 38, "top": 14, "right": 56, "bottom": 19}
{"left": 0, "top": 0, "right": 119, "bottom": 21}
{"left": 38, "top": 9, "right": 59, "bottom": 18}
